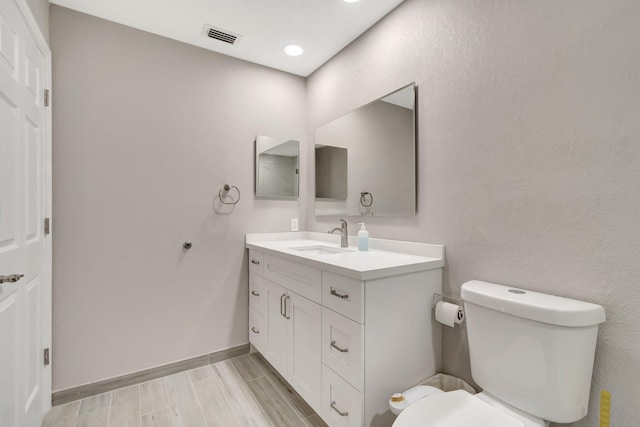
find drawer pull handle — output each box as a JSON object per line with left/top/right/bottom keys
{"left": 330, "top": 341, "right": 349, "bottom": 353}
{"left": 330, "top": 287, "right": 349, "bottom": 300}
{"left": 284, "top": 295, "right": 291, "bottom": 319}
{"left": 251, "top": 290, "right": 260, "bottom": 296}
{"left": 251, "top": 327, "right": 260, "bottom": 334}
{"left": 251, "top": 259, "right": 261, "bottom": 265}
{"left": 330, "top": 401, "right": 349, "bottom": 417}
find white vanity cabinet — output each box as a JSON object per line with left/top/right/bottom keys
{"left": 247, "top": 233, "right": 444, "bottom": 427}
{"left": 249, "top": 250, "right": 323, "bottom": 412}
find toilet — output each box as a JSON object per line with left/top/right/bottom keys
{"left": 393, "top": 280, "right": 606, "bottom": 427}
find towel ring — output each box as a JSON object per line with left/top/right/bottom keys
{"left": 219, "top": 184, "right": 240, "bottom": 205}
{"left": 360, "top": 192, "right": 373, "bottom": 207}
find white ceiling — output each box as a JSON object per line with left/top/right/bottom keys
{"left": 50, "top": 0, "right": 406, "bottom": 77}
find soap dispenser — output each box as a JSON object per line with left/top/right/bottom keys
{"left": 358, "top": 223, "right": 369, "bottom": 251}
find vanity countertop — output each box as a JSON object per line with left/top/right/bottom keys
{"left": 246, "top": 232, "right": 444, "bottom": 280}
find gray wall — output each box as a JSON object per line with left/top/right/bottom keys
{"left": 50, "top": 5, "right": 306, "bottom": 391}
{"left": 25, "top": 0, "right": 48, "bottom": 42}
{"left": 306, "top": 0, "right": 640, "bottom": 426}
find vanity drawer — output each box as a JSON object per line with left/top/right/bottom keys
{"left": 249, "top": 308, "right": 266, "bottom": 354}
{"left": 249, "top": 273, "right": 268, "bottom": 315}
{"left": 322, "top": 272, "right": 364, "bottom": 324}
{"left": 263, "top": 254, "right": 322, "bottom": 303}
{"left": 322, "top": 307, "right": 364, "bottom": 391}
{"left": 321, "top": 364, "right": 363, "bottom": 427}
{"left": 249, "top": 250, "right": 264, "bottom": 275}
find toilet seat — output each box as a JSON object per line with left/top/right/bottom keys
{"left": 392, "top": 390, "right": 525, "bottom": 427}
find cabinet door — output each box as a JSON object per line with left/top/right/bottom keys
{"left": 248, "top": 308, "right": 266, "bottom": 354}
{"left": 249, "top": 273, "right": 268, "bottom": 316}
{"left": 287, "top": 292, "right": 322, "bottom": 413}
{"left": 264, "top": 280, "right": 288, "bottom": 374}
{"left": 321, "top": 365, "right": 363, "bottom": 427}
{"left": 321, "top": 307, "right": 364, "bottom": 391}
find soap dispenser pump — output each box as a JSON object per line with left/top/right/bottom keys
{"left": 358, "top": 223, "right": 369, "bottom": 251}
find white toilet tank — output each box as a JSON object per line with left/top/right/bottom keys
{"left": 461, "top": 281, "right": 605, "bottom": 424}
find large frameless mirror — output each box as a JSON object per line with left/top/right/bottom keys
{"left": 314, "top": 83, "right": 416, "bottom": 216}
{"left": 255, "top": 136, "right": 300, "bottom": 199}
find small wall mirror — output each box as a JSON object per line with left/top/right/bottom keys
{"left": 255, "top": 136, "right": 300, "bottom": 199}
{"left": 314, "top": 83, "right": 416, "bottom": 216}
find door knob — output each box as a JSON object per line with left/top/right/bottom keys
{"left": 0, "top": 274, "right": 24, "bottom": 284}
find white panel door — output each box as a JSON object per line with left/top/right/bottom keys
{"left": 287, "top": 292, "right": 321, "bottom": 413}
{"left": 0, "top": 293, "right": 19, "bottom": 427}
{"left": 0, "top": 0, "right": 49, "bottom": 426}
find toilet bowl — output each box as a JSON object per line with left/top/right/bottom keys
{"left": 392, "top": 390, "right": 548, "bottom": 427}
{"left": 388, "top": 385, "right": 444, "bottom": 416}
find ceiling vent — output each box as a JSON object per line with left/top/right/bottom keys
{"left": 202, "top": 24, "right": 242, "bottom": 45}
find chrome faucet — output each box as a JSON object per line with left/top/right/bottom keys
{"left": 328, "top": 219, "right": 349, "bottom": 248}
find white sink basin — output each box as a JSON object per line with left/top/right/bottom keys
{"left": 291, "top": 245, "right": 352, "bottom": 255}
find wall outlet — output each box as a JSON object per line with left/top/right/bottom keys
{"left": 291, "top": 218, "right": 299, "bottom": 232}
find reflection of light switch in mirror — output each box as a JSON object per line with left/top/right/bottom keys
{"left": 255, "top": 136, "right": 300, "bottom": 199}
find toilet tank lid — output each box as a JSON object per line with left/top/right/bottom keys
{"left": 461, "top": 281, "right": 606, "bottom": 327}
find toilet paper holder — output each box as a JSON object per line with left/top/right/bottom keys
{"left": 432, "top": 293, "right": 465, "bottom": 325}
{"left": 432, "top": 293, "right": 462, "bottom": 308}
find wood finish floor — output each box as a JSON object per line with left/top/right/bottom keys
{"left": 43, "top": 353, "right": 328, "bottom": 427}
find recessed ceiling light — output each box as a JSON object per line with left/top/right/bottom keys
{"left": 284, "top": 44, "right": 304, "bottom": 57}
{"left": 344, "top": 0, "right": 360, "bottom": 3}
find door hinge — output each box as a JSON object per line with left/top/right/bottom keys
{"left": 44, "top": 348, "right": 50, "bottom": 366}
{"left": 44, "top": 218, "right": 50, "bottom": 235}
{"left": 44, "top": 89, "right": 49, "bottom": 107}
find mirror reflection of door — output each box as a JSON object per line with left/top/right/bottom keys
{"left": 255, "top": 136, "right": 300, "bottom": 199}
{"left": 314, "top": 146, "right": 348, "bottom": 216}
{"left": 315, "top": 146, "right": 347, "bottom": 199}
